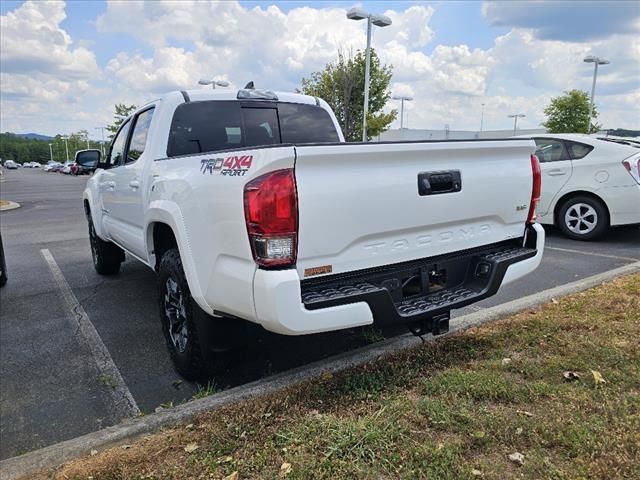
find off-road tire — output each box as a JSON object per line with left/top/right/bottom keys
{"left": 557, "top": 195, "right": 609, "bottom": 241}
{"left": 89, "top": 218, "right": 124, "bottom": 274}
{"left": 158, "top": 248, "right": 209, "bottom": 380}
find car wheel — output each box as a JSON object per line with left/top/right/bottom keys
{"left": 158, "top": 248, "right": 211, "bottom": 380}
{"left": 557, "top": 195, "right": 609, "bottom": 241}
{"left": 88, "top": 217, "right": 124, "bottom": 274}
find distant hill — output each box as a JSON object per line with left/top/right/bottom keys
{"left": 15, "top": 132, "right": 54, "bottom": 141}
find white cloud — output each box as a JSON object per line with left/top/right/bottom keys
{"left": 490, "top": 29, "right": 590, "bottom": 92}
{"left": 430, "top": 44, "right": 494, "bottom": 95}
{"left": 379, "top": 41, "right": 434, "bottom": 80}
{"left": 595, "top": 90, "right": 640, "bottom": 128}
{"left": 0, "top": 0, "right": 97, "bottom": 78}
{"left": 96, "top": 2, "right": 436, "bottom": 93}
{"left": 105, "top": 48, "right": 200, "bottom": 93}
{"left": 378, "top": 5, "right": 435, "bottom": 48}
{"left": 0, "top": 1, "right": 102, "bottom": 134}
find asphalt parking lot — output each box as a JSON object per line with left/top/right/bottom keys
{"left": 1, "top": 168, "right": 638, "bottom": 460}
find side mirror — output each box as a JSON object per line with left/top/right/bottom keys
{"left": 75, "top": 149, "right": 101, "bottom": 172}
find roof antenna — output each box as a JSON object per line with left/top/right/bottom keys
{"left": 244, "top": 81, "right": 255, "bottom": 89}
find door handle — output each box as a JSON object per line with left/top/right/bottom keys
{"left": 100, "top": 181, "right": 116, "bottom": 191}
{"left": 129, "top": 180, "right": 140, "bottom": 190}
{"left": 547, "top": 170, "right": 566, "bottom": 176}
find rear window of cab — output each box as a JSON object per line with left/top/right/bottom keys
{"left": 167, "top": 101, "right": 339, "bottom": 157}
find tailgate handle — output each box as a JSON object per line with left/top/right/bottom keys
{"left": 418, "top": 171, "right": 462, "bottom": 196}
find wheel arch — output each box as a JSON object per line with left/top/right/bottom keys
{"left": 144, "top": 202, "right": 213, "bottom": 315}
{"left": 83, "top": 189, "right": 104, "bottom": 238}
{"left": 553, "top": 190, "right": 610, "bottom": 226}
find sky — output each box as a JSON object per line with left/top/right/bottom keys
{"left": 1, "top": 0, "right": 639, "bottom": 138}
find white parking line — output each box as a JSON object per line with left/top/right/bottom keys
{"left": 545, "top": 246, "right": 639, "bottom": 263}
{"left": 40, "top": 249, "right": 140, "bottom": 419}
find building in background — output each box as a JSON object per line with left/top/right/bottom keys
{"left": 378, "top": 128, "right": 547, "bottom": 141}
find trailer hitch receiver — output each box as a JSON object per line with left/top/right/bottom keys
{"left": 408, "top": 313, "right": 450, "bottom": 337}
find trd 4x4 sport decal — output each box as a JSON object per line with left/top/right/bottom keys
{"left": 201, "top": 155, "right": 253, "bottom": 176}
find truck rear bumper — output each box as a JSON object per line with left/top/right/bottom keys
{"left": 253, "top": 223, "right": 544, "bottom": 336}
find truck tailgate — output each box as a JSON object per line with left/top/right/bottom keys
{"left": 294, "top": 140, "right": 536, "bottom": 279}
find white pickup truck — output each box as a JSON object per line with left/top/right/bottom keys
{"left": 79, "top": 87, "right": 544, "bottom": 379}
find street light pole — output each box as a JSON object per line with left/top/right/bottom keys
{"left": 48, "top": 143, "right": 53, "bottom": 163}
{"left": 507, "top": 114, "right": 526, "bottom": 136}
{"left": 363, "top": 16, "right": 373, "bottom": 141}
{"left": 392, "top": 95, "right": 413, "bottom": 129}
{"left": 480, "top": 103, "right": 485, "bottom": 133}
{"left": 62, "top": 135, "right": 69, "bottom": 162}
{"left": 347, "top": 7, "right": 392, "bottom": 142}
{"left": 95, "top": 127, "right": 106, "bottom": 157}
{"left": 584, "top": 55, "right": 609, "bottom": 133}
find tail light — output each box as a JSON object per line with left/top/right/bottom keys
{"left": 527, "top": 154, "right": 541, "bottom": 224}
{"left": 622, "top": 155, "right": 640, "bottom": 185}
{"left": 244, "top": 169, "right": 298, "bottom": 268}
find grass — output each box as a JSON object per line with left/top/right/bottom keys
{"left": 97, "top": 374, "right": 118, "bottom": 389}
{"left": 192, "top": 381, "right": 219, "bottom": 400}
{"left": 31, "top": 273, "right": 640, "bottom": 480}
{"left": 361, "top": 326, "right": 385, "bottom": 344}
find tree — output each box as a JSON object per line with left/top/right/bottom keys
{"left": 302, "top": 49, "right": 397, "bottom": 141}
{"left": 0, "top": 133, "right": 50, "bottom": 163}
{"left": 0, "top": 131, "right": 103, "bottom": 164}
{"left": 106, "top": 103, "right": 137, "bottom": 139}
{"left": 542, "top": 89, "right": 600, "bottom": 134}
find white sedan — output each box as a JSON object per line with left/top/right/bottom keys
{"left": 527, "top": 134, "right": 640, "bottom": 240}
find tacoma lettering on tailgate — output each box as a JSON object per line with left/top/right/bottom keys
{"left": 363, "top": 224, "right": 492, "bottom": 256}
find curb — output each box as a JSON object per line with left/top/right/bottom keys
{"left": 0, "top": 201, "right": 20, "bottom": 211}
{"left": 2, "top": 261, "right": 639, "bottom": 480}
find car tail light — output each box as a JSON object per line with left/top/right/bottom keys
{"left": 527, "top": 154, "right": 541, "bottom": 224}
{"left": 244, "top": 169, "right": 298, "bottom": 268}
{"left": 622, "top": 155, "right": 640, "bottom": 185}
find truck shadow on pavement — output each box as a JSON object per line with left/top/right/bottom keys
{"left": 76, "top": 257, "right": 408, "bottom": 414}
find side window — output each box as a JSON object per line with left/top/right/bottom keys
{"left": 533, "top": 138, "right": 571, "bottom": 163}
{"left": 127, "top": 108, "right": 155, "bottom": 163}
{"left": 242, "top": 108, "right": 280, "bottom": 148}
{"left": 278, "top": 103, "right": 340, "bottom": 143}
{"left": 107, "top": 120, "right": 131, "bottom": 168}
{"left": 565, "top": 140, "right": 594, "bottom": 160}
